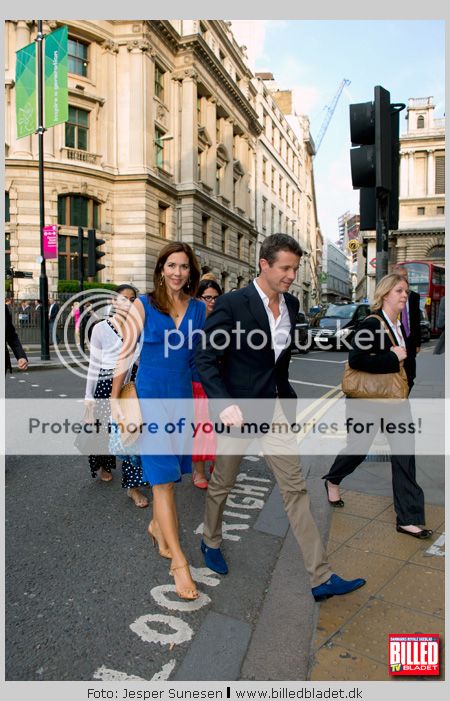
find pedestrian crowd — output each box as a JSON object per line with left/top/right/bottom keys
{"left": 6, "top": 233, "right": 440, "bottom": 605}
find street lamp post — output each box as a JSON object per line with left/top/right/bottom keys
{"left": 36, "top": 19, "right": 50, "bottom": 360}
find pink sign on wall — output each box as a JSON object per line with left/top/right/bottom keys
{"left": 43, "top": 225, "right": 58, "bottom": 259}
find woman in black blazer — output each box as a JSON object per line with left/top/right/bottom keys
{"left": 323, "top": 273, "right": 432, "bottom": 539}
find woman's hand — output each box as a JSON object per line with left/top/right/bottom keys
{"left": 110, "top": 398, "right": 125, "bottom": 425}
{"left": 83, "top": 400, "right": 95, "bottom": 424}
{"left": 391, "top": 345, "right": 407, "bottom": 362}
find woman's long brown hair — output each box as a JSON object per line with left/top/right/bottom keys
{"left": 149, "top": 241, "right": 201, "bottom": 315}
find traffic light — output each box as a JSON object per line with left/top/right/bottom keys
{"left": 77, "top": 227, "right": 84, "bottom": 281}
{"left": 350, "top": 86, "right": 404, "bottom": 231}
{"left": 350, "top": 85, "right": 391, "bottom": 191}
{"left": 87, "top": 229, "right": 105, "bottom": 278}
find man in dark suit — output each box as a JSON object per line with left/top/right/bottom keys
{"left": 195, "top": 234, "right": 365, "bottom": 602}
{"left": 5, "top": 304, "right": 28, "bottom": 373}
{"left": 48, "top": 297, "right": 60, "bottom": 344}
{"left": 394, "top": 266, "right": 421, "bottom": 391}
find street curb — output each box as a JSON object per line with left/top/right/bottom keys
{"left": 16, "top": 360, "right": 82, "bottom": 372}
{"left": 240, "top": 468, "right": 331, "bottom": 680}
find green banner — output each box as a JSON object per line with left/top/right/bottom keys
{"left": 44, "top": 25, "right": 68, "bottom": 129}
{"left": 15, "top": 42, "right": 37, "bottom": 139}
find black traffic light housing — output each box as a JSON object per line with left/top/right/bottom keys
{"left": 350, "top": 86, "right": 392, "bottom": 191}
{"left": 77, "top": 227, "right": 84, "bottom": 281}
{"left": 87, "top": 229, "right": 106, "bottom": 278}
{"left": 356, "top": 107, "right": 402, "bottom": 231}
{"left": 350, "top": 86, "right": 404, "bottom": 231}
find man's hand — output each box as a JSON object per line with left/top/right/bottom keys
{"left": 416, "top": 347, "right": 421, "bottom": 354}
{"left": 219, "top": 404, "right": 244, "bottom": 427}
{"left": 17, "top": 358, "right": 28, "bottom": 370}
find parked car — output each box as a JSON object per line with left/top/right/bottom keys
{"left": 420, "top": 309, "right": 431, "bottom": 342}
{"left": 310, "top": 302, "right": 371, "bottom": 349}
{"left": 292, "top": 311, "right": 311, "bottom": 353}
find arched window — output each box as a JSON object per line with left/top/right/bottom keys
{"left": 417, "top": 115, "right": 425, "bottom": 129}
{"left": 427, "top": 246, "right": 445, "bottom": 260}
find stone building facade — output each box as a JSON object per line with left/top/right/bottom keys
{"left": 252, "top": 78, "right": 323, "bottom": 308}
{"left": 354, "top": 96, "right": 445, "bottom": 302}
{"left": 396, "top": 97, "right": 445, "bottom": 264}
{"left": 5, "top": 19, "right": 322, "bottom": 301}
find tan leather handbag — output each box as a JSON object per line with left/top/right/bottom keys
{"left": 118, "top": 381, "right": 143, "bottom": 445}
{"left": 341, "top": 315, "right": 409, "bottom": 400}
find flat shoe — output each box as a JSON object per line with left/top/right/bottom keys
{"left": 396, "top": 525, "right": 433, "bottom": 539}
{"left": 324, "top": 479, "right": 344, "bottom": 507}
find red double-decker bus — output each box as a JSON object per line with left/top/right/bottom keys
{"left": 401, "top": 261, "right": 445, "bottom": 335}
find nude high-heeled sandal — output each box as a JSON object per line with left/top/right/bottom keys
{"left": 169, "top": 563, "right": 199, "bottom": 600}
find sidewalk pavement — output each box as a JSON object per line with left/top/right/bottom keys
{"left": 308, "top": 366, "right": 445, "bottom": 681}
{"left": 238, "top": 362, "right": 445, "bottom": 682}
{"left": 309, "top": 487, "right": 444, "bottom": 681}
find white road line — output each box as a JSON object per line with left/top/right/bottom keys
{"left": 31, "top": 384, "right": 39, "bottom": 387}
{"left": 59, "top": 394, "right": 67, "bottom": 397}
{"left": 93, "top": 666, "right": 147, "bottom": 681}
{"left": 291, "top": 380, "right": 338, "bottom": 389}
{"left": 45, "top": 389, "right": 53, "bottom": 392}
{"left": 425, "top": 532, "right": 445, "bottom": 557}
{"left": 291, "top": 356, "right": 347, "bottom": 364}
{"left": 297, "top": 392, "right": 343, "bottom": 445}
{"left": 295, "top": 386, "right": 341, "bottom": 423}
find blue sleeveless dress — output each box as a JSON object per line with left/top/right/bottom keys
{"left": 135, "top": 294, "right": 206, "bottom": 485}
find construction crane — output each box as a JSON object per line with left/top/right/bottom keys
{"left": 314, "top": 78, "right": 351, "bottom": 154}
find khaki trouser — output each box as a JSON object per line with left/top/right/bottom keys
{"left": 203, "top": 401, "right": 332, "bottom": 588}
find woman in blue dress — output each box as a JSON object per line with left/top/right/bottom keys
{"left": 111, "top": 242, "right": 205, "bottom": 601}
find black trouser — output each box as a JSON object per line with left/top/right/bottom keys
{"left": 323, "top": 400, "right": 425, "bottom": 527}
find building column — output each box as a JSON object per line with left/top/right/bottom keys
{"left": 408, "top": 151, "right": 415, "bottom": 198}
{"left": 399, "top": 150, "right": 408, "bottom": 197}
{"left": 125, "top": 39, "right": 149, "bottom": 170}
{"left": 222, "top": 118, "right": 234, "bottom": 202}
{"left": 205, "top": 97, "right": 216, "bottom": 190}
{"left": 100, "top": 40, "right": 119, "bottom": 173}
{"left": 427, "top": 149, "right": 435, "bottom": 195}
{"left": 180, "top": 70, "right": 198, "bottom": 185}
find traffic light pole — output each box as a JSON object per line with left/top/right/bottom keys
{"left": 375, "top": 191, "right": 390, "bottom": 284}
{"left": 77, "top": 227, "right": 86, "bottom": 353}
{"left": 36, "top": 20, "right": 50, "bottom": 360}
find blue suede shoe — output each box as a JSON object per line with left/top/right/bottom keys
{"left": 311, "top": 573, "right": 366, "bottom": 602}
{"left": 201, "top": 540, "right": 228, "bottom": 575}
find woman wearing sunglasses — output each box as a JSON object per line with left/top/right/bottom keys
{"left": 192, "top": 279, "right": 223, "bottom": 488}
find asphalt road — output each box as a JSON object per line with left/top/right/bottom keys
{"left": 5, "top": 338, "right": 442, "bottom": 681}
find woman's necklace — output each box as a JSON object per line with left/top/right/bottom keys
{"left": 170, "top": 296, "right": 187, "bottom": 319}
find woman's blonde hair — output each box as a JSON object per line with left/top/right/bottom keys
{"left": 371, "top": 273, "right": 408, "bottom": 311}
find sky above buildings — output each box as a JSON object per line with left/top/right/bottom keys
{"left": 230, "top": 19, "right": 445, "bottom": 244}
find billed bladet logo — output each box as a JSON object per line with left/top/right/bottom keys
{"left": 388, "top": 634, "right": 440, "bottom": 675}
